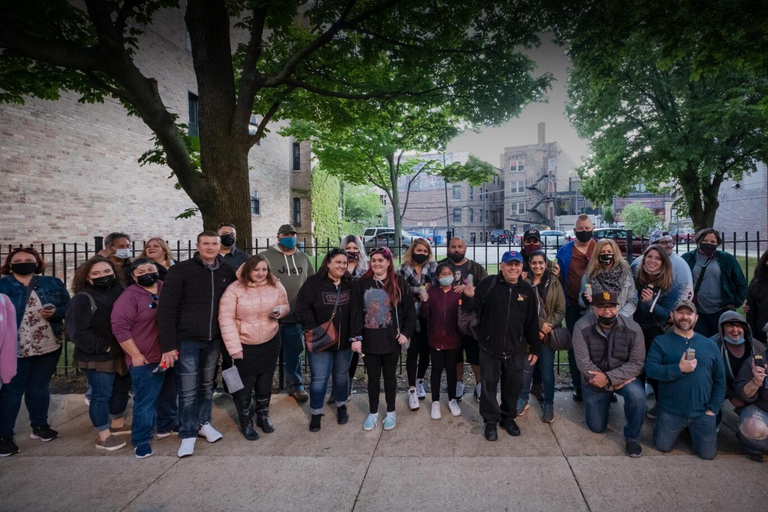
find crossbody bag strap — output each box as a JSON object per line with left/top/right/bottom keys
{"left": 329, "top": 286, "right": 341, "bottom": 321}
{"left": 693, "top": 257, "right": 712, "bottom": 297}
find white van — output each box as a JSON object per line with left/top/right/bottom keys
{"left": 362, "top": 227, "right": 394, "bottom": 243}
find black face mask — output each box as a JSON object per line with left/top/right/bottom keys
{"left": 91, "top": 275, "right": 115, "bottom": 289}
{"left": 11, "top": 262, "right": 37, "bottom": 275}
{"left": 220, "top": 234, "right": 235, "bottom": 247}
{"left": 598, "top": 314, "right": 618, "bottom": 327}
{"left": 699, "top": 243, "right": 717, "bottom": 256}
{"left": 575, "top": 230, "right": 593, "bottom": 243}
{"left": 598, "top": 254, "right": 614, "bottom": 266}
{"left": 449, "top": 252, "right": 465, "bottom": 263}
{"left": 412, "top": 253, "right": 429, "bottom": 265}
{"left": 136, "top": 273, "right": 159, "bottom": 287}
{"left": 347, "top": 252, "right": 359, "bottom": 262}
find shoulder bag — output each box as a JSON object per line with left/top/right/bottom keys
{"left": 304, "top": 288, "right": 341, "bottom": 353}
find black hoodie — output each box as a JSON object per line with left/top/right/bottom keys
{"left": 710, "top": 310, "right": 766, "bottom": 399}
{"left": 294, "top": 273, "right": 353, "bottom": 351}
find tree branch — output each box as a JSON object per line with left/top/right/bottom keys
{"left": 115, "top": 0, "right": 150, "bottom": 35}
{"left": 234, "top": 5, "right": 268, "bottom": 133}
{"left": 351, "top": 27, "right": 482, "bottom": 54}
{"left": 247, "top": 87, "right": 296, "bottom": 148}
{"left": 0, "top": 18, "right": 101, "bottom": 71}
{"left": 283, "top": 77, "right": 450, "bottom": 99}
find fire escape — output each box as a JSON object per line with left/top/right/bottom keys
{"left": 526, "top": 156, "right": 557, "bottom": 226}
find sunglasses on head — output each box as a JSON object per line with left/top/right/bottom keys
{"left": 148, "top": 294, "right": 159, "bottom": 309}
{"left": 369, "top": 247, "right": 390, "bottom": 256}
{"left": 328, "top": 248, "right": 347, "bottom": 258}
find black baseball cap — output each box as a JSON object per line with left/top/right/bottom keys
{"left": 523, "top": 229, "right": 541, "bottom": 243}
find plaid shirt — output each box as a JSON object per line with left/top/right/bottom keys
{"left": 398, "top": 261, "right": 438, "bottom": 298}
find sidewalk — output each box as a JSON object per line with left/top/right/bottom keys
{"left": 1, "top": 390, "right": 766, "bottom": 512}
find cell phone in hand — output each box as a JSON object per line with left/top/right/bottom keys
{"left": 42, "top": 303, "right": 56, "bottom": 311}
{"left": 685, "top": 348, "right": 696, "bottom": 361}
{"left": 755, "top": 354, "right": 764, "bottom": 368}
{"left": 271, "top": 307, "right": 281, "bottom": 316}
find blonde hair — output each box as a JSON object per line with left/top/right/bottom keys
{"left": 585, "top": 238, "right": 630, "bottom": 278}
{"left": 402, "top": 238, "right": 433, "bottom": 267}
{"left": 139, "top": 237, "right": 173, "bottom": 268}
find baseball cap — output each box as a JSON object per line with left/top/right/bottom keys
{"left": 593, "top": 290, "right": 619, "bottom": 306}
{"left": 278, "top": 224, "right": 297, "bottom": 235}
{"left": 673, "top": 299, "right": 697, "bottom": 314}
{"left": 501, "top": 251, "right": 523, "bottom": 264}
{"left": 523, "top": 229, "right": 541, "bottom": 243}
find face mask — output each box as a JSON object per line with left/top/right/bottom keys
{"left": 11, "top": 262, "right": 37, "bottom": 275}
{"left": 726, "top": 337, "right": 745, "bottom": 346}
{"left": 575, "top": 230, "right": 593, "bottom": 243}
{"left": 598, "top": 314, "right": 618, "bottom": 327}
{"left": 699, "top": 243, "right": 717, "bottom": 256}
{"left": 91, "top": 275, "right": 115, "bottom": 289}
{"left": 524, "top": 243, "right": 541, "bottom": 254}
{"left": 347, "top": 252, "right": 359, "bottom": 262}
{"left": 280, "top": 237, "right": 297, "bottom": 250}
{"left": 449, "top": 252, "right": 465, "bottom": 263}
{"left": 220, "top": 234, "right": 235, "bottom": 247}
{"left": 114, "top": 248, "right": 131, "bottom": 260}
{"left": 136, "top": 273, "right": 159, "bottom": 287}
{"left": 412, "top": 253, "right": 429, "bottom": 265}
{"left": 439, "top": 276, "right": 454, "bottom": 287}
{"left": 598, "top": 254, "right": 614, "bottom": 266}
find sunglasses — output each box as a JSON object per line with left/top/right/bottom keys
{"left": 369, "top": 247, "right": 391, "bottom": 256}
{"left": 148, "top": 294, "right": 159, "bottom": 309}
{"left": 328, "top": 248, "right": 347, "bottom": 258}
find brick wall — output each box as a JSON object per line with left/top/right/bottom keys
{"left": 714, "top": 162, "right": 767, "bottom": 239}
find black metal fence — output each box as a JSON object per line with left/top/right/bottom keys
{"left": 2, "top": 230, "right": 766, "bottom": 379}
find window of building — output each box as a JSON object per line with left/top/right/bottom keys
{"left": 469, "top": 186, "right": 474, "bottom": 200}
{"left": 510, "top": 202, "right": 525, "bottom": 215}
{"left": 188, "top": 92, "right": 199, "bottom": 137}
{"left": 292, "top": 142, "right": 301, "bottom": 171}
{"left": 510, "top": 180, "right": 525, "bottom": 194}
{"left": 470, "top": 208, "right": 475, "bottom": 222}
{"left": 453, "top": 208, "right": 461, "bottom": 223}
{"left": 470, "top": 232, "right": 476, "bottom": 243}
{"left": 293, "top": 197, "right": 301, "bottom": 226}
{"left": 452, "top": 184, "right": 461, "bottom": 199}
{"left": 548, "top": 158, "right": 557, "bottom": 172}
{"left": 510, "top": 159, "right": 525, "bottom": 172}
{"left": 250, "top": 191, "right": 260, "bottom": 215}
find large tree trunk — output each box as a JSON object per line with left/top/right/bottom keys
{"left": 387, "top": 154, "right": 404, "bottom": 258}
{"left": 683, "top": 164, "right": 722, "bottom": 232}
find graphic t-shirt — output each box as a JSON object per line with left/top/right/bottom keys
{"left": 448, "top": 261, "right": 470, "bottom": 286}
{"left": 360, "top": 281, "right": 399, "bottom": 354}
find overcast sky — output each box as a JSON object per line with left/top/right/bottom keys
{"left": 447, "top": 35, "right": 590, "bottom": 169}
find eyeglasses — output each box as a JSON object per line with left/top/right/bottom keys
{"left": 149, "top": 294, "right": 159, "bottom": 309}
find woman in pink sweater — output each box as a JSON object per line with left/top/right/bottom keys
{"left": 0, "top": 294, "right": 17, "bottom": 386}
{"left": 219, "top": 255, "right": 288, "bottom": 440}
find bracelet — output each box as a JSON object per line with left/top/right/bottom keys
{"left": 349, "top": 336, "right": 362, "bottom": 343}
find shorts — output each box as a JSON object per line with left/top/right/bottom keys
{"left": 459, "top": 334, "right": 479, "bottom": 366}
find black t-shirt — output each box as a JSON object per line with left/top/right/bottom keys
{"left": 448, "top": 261, "right": 470, "bottom": 286}
{"left": 726, "top": 347, "right": 749, "bottom": 380}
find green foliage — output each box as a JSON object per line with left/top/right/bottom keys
{"left": 619, "top": 203, "right": 660, "bottom": 238}
{"left": 603, "top": 206, "right": 615, "bottom": 225}
{"left": 421, "top": 154, "right": 497, "bottom": 185}
{"left": 343, "top": 185, "right": 383, "bottom": 235}
{"left": 310, "top": 166, "right": 341, "bottom": 247}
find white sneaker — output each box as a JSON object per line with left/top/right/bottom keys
{"left": 415, "top": 379, "right": 426, "bottom": 399}
{"left": 474, "top": 383, "right": 481, "bottom": 402}
{"left": 408, "top": 389, "right": 419, "bottom": 411}
{"left": 448, "top": 399, "right": 462, "bottom": 417}
{"left": 177, "top": 437, "right": 196, "bottom": 458}
{"left": 431, "top": 401, "right": 442, "bottom": 420}
{"left": 198, "top": 423, "right": 223, "bottom": 443}
{"left": 84, "top": 396, "right": 90, "bottom": 407}
{"left": 456, "top": 381, "right": 465, "bottom": 399}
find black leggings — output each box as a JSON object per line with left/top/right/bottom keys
{"left": 364, "top": 352, "right": 400, "bottom": 414}
{"left": 406, "top": 324, "right": 430, "bottom": 386}
{"left": 430, "top": 347, "right": 459, "bottom": 401}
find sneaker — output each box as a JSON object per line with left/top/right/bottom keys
{"left": 309, "top": 414, "right": 323, "bottom": 432}
{"left": 431, "top": 401, "right": 442, "bottom": 420}
{"left": 474, "top": 383, "right": 481, "bottom": 402}
{"left": 96, "top": 434, "right": 126, "bottom": 451}
{"left": 484, "top": 422, "right": 498, "bottom": 442}
{"left": 30, "top": 424, "right": 59, "bottom": 442}
{"left": 408, "top": 389, "right": 419, "bottom": 411}
{"left": 337, "top": 405, "right": 349, "bottom": 425}
{"left": 177, "top": 437, "right": 195, "bottom": 458}
{"left": 134, "top": 445, "right": 153, "bottom": 459}
{"left": 448, "top": 399, "right": 462, "bottom": 417}
{"left": 290, "top": 389, "right": 309, "bottom": 403}
{"left": 415, "top": 379, "right": 426, "bottom": 399}
{"left": 541, "top": 403, "right": 555, "bottom": 423}
{"left": 84, "top": 395, "right": 90, "bottom": 407}
{"left": 198, "top": 422, "right": 223, "bottom": 443}
{"left": 646, "top": 403, "right": 660, "bottom": 420}
{"left": 517, "top": 398, "right": 529, "bottom": 417}
{"left": 383, "top": 413, "right": 397, "bottom": 431}
{"left": 611, "top": 393, "right": 618, "bottom": 403}
{"left": 746, "top": 451, "right": 765, "bottom": 463}
{"left": 572, "top": 391, "right": 583, "bottom": 403}
{"left": 456, "top": 381, "right": 465, "bottom": 400}
{"left": 625, "top": 440, "right": 642, "bottom": 458}
{"left": 0, "top": 436, "right": 19, "bottom": 457}
{"left": 363, "top": 414, "right": 378, "bottom": 431}
{"left": 109, "top": 423, "right": 131, "bottom": 436}
{"left": 156, "top": 430, "right": 178, "bottom": 440}
{"left": 500, "top": 419, "right": 521, "bottom": 437}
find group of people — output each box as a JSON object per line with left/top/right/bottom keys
{"left": 0, "top": 216, "right": 766, "bottom": 463}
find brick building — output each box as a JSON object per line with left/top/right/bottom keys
{"left": 0, "top": 6, "right": 304, "bottom": 247}
{"left": 714, "top": 161, "right": 768, "bottom": 239}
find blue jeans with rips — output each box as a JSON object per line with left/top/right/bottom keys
{"left": 307, "top": 348, "right": 352, "bottom": 414}
{"left": 582, "top": 378, "right": 645, "bottom": 443}
{"left": 129, "top": 362, "right": 165, "bottom": 450}
{"left": 177, "top": 339, "right": 221, "bottom": 439}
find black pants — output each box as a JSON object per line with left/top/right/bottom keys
{"left": 430, "top": 347, "right": 459, "bottom": 401}
{"left": 231, "top": 336, "right": 280, "bottom": 413}
{"left": 349, "top": 351, "right": 359, "bottom": 382}
{"left": 640, "top": 326, "right": 663, "bottom": 401}
{"left": 364, "top": 352, "right": 400, "bottom": 414}
{"left": 406, "top": 323, "right": 430, "bottom": 386}
{"left": 479, "top": 349, "right": 524, "bottom": 425}
{"left": 695, "top": 310, "right": 724, "bottom": 338}
{"left": 565, "top": 304, "right": 584, "bottom": 394}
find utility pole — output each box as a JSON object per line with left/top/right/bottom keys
{"left": 443, "top": 151, "right": 451, "bottom": 241}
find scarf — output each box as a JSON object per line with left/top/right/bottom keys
{"left": 591, "top": 266, "right": 626, "bottom": 295}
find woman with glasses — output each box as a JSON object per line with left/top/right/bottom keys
{"left": 67, "top": 256, "right": 130, "bottom": 452}
{"left": 398, "top": 238, "right": 436, "bottom": 410}
{"left": 139, "top": 238, "right": 175, "bottom": 281}
{"left": 110, "top": 258, "right": 167, "bottom": 458}
{"left": 295, "top": 248, "right": 354, "bottom": 432}
{"left": 350, "top": 246, "right": 416, "bottom": 431}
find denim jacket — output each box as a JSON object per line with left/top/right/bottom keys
{"left": 0, "top": 275, "right": 71, "bottom": 337}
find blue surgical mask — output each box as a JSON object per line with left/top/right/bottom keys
{"left": 114, "top": 248, "right": 131, "bottom": 259}
{"left": 280, "top": 237, "right": 297, "bottom": 249}
{"left": 439, "top": 276, "right": 454, "bottom": 287}
{"left": 726, "top": 337, "right": 746, "bottom": 346}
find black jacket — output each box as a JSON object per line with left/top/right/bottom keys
{"left": 461, "top": 274, "right": 540, "bottom": 359}
{"left": 747, "top": 278, "right": 768, "bottom": 344}
{"left": 294, "top": 273, "right": 353, "bottom": 351}
{"left": 66, "top": 283, "right": 124, "bottom": 363}
{"left": 350, "top": 274, "right": 416, "bottom": 354}
{"left": 222, "top": 246, "right": 250, "bottom": 271}
{"left": 158, "top": 253, "right": 237, "bottom": 352}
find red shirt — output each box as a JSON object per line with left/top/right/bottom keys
{"left": 566, "top": 240, "right": 595, "bottom": 304}
{"left": 419, "top": 286, "right": 462, "bottom": 350}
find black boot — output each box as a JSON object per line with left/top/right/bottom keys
{"left": 255, "top": 397, "right": 275, "bottom": 433}
{"left": 337, "top": 405, "right": 349, "bottom": 425}
{"left": 234, "top": 397, "right": 258, "bottom": 441}
{"left": 309, "top": 414, "right": 323, "bottom": 432}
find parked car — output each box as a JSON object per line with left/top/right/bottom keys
{"left": 539, "top": 230, "right": 567, "bottom": 249}
{"left": 363, "top": 231, "right": 420, "bottom": 250}
{"left": 409, "top": 232, "right": 435, "bottom": 245}
{"left": 362, "top": 227, "right": 394, "bottom": 243}
{"left": 489, "top": 229, "right": 515, "bottom": 245}
{"left": 593, "top": 228, "right": 649, "bottom": 256}
{"left": 669, "top": 228, "right": 695, "bottom": 244}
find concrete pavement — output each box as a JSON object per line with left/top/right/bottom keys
{"left": 1, "top": 390, "right": 767, "bottom": 512}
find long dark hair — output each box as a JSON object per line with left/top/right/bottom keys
{"left": 635, "top": 245, "right": 674, "bottom": 291}
{"left": 364, "top": 247, "right": 402, "bottom": 305}
{"left": 318, "top": 248, "right": 351, "bottom": 282}
{"left": 750, "top": 250, "right": 768, "bottom": 288}
{"left": 72, "top": 256, "right": 122, "bottom": 294}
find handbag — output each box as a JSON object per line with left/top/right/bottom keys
{"left": 304, "top": 288, "right": 341, "bottom": 353}
{"left": 547, "top": 326, "right": 572, "bottom": 351}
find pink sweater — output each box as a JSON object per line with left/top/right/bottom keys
{"left": 0, "top": 294, "right": 18, "bottom": 384}
{"left": 219, "top": 280, "right": 289, "bottom": 356}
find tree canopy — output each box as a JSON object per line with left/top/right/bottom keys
{"left": 620, "top": 202, "right": 660, "bottom": 238}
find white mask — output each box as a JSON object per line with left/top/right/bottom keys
{"left": 114, "top": 248, "right": 131, "bottom": 259}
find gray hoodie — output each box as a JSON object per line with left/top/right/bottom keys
{"left": 710, "top": 310, "right": 766, "bottom": 399}
{"left": 259, "top": 245, "right": 315, "bottom": 323}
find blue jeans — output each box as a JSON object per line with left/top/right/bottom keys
{"left": 0, "top": 347, "right": 61, "bottom": 437}
{"left": 281, "top": 323, "right": 305, "bottom": 393}
{"left": 84, "top": 369, "right": 130, "bottom": 432}
{"left": 177, "top": 339, "right": 221, "bottom": 439}
{"left": 307, "top": 349, "right": 352, "bottom": 414}
{"left": 520, "top": 343, "right": 556, "bottom": 406}
{"left": 582, "top": 378, "right": 645, "bottom": 443}
{"left": 565, "top": 305, "right": 583, "bottom": 393}
{"left": 129, "top": 363, "right": 165, "bottom": 450}
{"left": 654, "top": 409, "right": 718, "bottom": 460}
{"left": 156, "top": 366, "right": 178, "bottom": 434}
{"left": 737, "top": 405, "right": 768, "bottom": 454}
